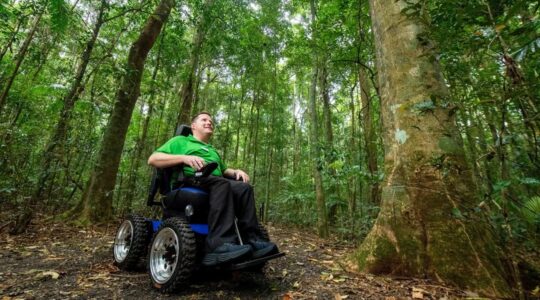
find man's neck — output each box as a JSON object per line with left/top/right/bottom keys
{"left": 193, "top": 132, "right": 210, "bottom": 144}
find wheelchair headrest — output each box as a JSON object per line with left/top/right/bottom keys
{"left": 175, "top": 124, "right": 192, "bottom": 136}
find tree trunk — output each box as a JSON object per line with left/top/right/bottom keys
{"left": 37, "top": 0, "right": 106, "bottom": 200}
{"left": 176, "top": 0, "right": 214, "bottom": 125}
{"left": 355, "top": 0, "right": 512, "bottom": 297}
{"left": 9, "top": 2, "right": 107, "bottom": 235}
{"left": 0, "top": 19, "right": 22, "bottom": 64}
{"left": 76, "top": 0, "right": 174, "bottom": 224}
{"left": 356, "top": 0, "right": 380, "bottom": 206}
{"left": 320, "top": 61, "right": 338, "bottom": 224}
{"left": 251, "top": 105, "right": 260, "bottom": 185}
{"left": 347, "top": 84, "right": 358, "bottom": 235}
{"left": 222, "top": 95, "right": 234, "bottom": 162}
{"left": 0, "top": 11, "right": 43, "bottom": 115}
{"left": 123, "top": 28, "right": 165, "bottom": 211}
{"left": 309, "top": 0, "right": 328, "bottom": 238}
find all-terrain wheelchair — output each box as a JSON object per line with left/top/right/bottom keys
{"left": 112, "top": 125, "right": 283, "bottom": 293}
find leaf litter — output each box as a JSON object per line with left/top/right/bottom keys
{"left": 0, "top": 214, "right": 470, "bottom": 299}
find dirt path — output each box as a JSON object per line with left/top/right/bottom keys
{"left": 0, "top": 218, "right": 468, "bottom": 299}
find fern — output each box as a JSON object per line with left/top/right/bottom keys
{"left": 522, "top": 196, "right": 540, "bottom": 225}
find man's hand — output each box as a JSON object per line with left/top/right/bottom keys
{"left": 183, "top": 155, "right": 205, "bottom": 170}
{"left": 234, "top": 169, "right": 250, "bottom": 183}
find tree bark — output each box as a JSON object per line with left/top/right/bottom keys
{"left": 347, "top": 83, "right": 358, "bottom": 235}
{"left": 77, "top": 0, "right": 174, "bottom": 224}
{"left": 320, "top": 61, "right": 338, "bottom": 224}
{"left": 356, "top": 0, "right": 512, "bottom": 297}
{"left": 356, "top": 0, "right": 380, "bottom": 206}
{"left": 309, "top": 0, "right": 328, "bottom": 238}
{"left": 123, "top": 25, "right": 166, "bottom": 211}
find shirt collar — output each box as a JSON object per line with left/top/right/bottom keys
{"left": 188, "top": 134, "right": 211, "bottom": 147}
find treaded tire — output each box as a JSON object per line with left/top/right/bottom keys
{"left": 148, "top": 217, "right": 196, "bottom": 293}
{"left": 113, "top": 214, "right": 150, "bottom": 270}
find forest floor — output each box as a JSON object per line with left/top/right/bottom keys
{"left": 0, "top": 214, "right": 487, "bottom": 300}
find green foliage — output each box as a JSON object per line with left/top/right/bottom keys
{"left": 47, "top": 0, "right": 69, "bottom": 33}
{"left": 522, "top": 196, "right": 540, "bottom": 226}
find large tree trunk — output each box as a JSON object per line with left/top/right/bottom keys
{"left": 123, "top": 32, "right": 165, "bottom": 211}
{"left": 76, "top": 0, "right": 174, "bottom": 224}
{"left": 0, "top": 11, "right": 43, "bottom": 115}
{"left": 355, "top": 0, "right": 512, "bottom": 297}
{"left": 309, "top": 0, "right": 328, "bottom": 238}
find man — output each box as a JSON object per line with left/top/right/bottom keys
{"left": 148, "top": 112, "right": 277, "bottom": 266}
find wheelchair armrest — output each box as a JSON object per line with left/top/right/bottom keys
{"left": 146, "top": 162, "right": 218, "bottom": 206}
{"left": 147, "top": 166, "right": 183, "bottom": 207}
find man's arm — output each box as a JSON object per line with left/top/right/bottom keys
{"left": 148, "top": 152, "right": 205, "bottom": 170}
{"left": 223, "top": 168, "right": 250, "bottom": 183}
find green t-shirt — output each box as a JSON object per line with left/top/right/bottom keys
{"left": 155, "top": 135, "right": 227, "bottom": 177}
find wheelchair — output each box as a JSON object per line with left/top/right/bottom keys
{"left": 112, "top": 125, "right": 284, "bottom": 293}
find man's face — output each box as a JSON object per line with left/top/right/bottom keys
{"left": 191, "top": 114, "right": 214, "bottom": 136}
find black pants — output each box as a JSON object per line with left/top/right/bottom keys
{"left": 190, "top": 176, "right": 261, "bottom": 251}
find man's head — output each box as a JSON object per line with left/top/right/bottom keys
{"left": 191, "top": 112, "right": 214, "bottom": 142}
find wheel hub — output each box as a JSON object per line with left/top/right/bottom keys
{"left": 113, "top": 220, "right": 133, "bottom": 262}
{"left": 149, "top": 227, "right": 179, "bottom": 284}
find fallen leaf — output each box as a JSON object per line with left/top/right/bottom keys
{"left": 332, "top": 276, "right": 346, "bottom": 283}
{"left": 412, "top": 287, "right": 425, "bottom": 299}
{"left": 283, "top": 292, "right": 293, "bottom": 300}
{"left": 39, "top": 271, "right": 60, "bottom": 280}
{"left": 321, "top": 272, "right": 334, "bottom": 281}
{"left": 293, "top": 281, "right": 300, "bottom": 288}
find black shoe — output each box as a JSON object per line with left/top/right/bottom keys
{"left": 202, "top": 243, "right": 252, "bottom": 266}
{"left": 249, "top": 240, "right": 278, "bottom": 259}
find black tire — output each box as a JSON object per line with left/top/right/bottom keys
{"left": 148, "top": 217, "right": 196, "bottom": 293}
{"left": 113, "top": 214, "right": 150, "bottom": 270}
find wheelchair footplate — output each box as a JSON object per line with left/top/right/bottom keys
{"left": 228, "top": 252, "right": 285, "bottom": 271}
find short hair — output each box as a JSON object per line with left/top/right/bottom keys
{"left": 191, "top": 111, "right": 213, "bottom": 123}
